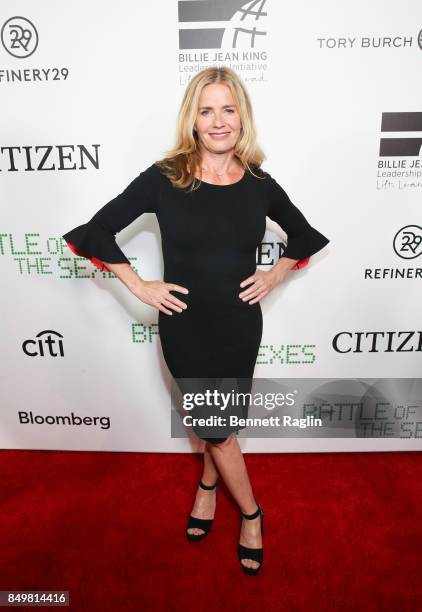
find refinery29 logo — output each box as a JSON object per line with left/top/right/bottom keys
{"left": 178, "top": 0, "right": 268, "bottom": 50}
{"left": 1, "top": 16, "right": 38, "bottom": 58}
{"left": 393, "top": 225, "right": 422, "bottom": 260}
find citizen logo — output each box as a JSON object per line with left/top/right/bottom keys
{"left": 0, "top": 145, "right": 100, "bottom": 171}
{"left": 332, "top": 331, "right": 422, "bottom": 354}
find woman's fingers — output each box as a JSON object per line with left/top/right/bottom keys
{"left": 161, "top": 298, "right": 184, "bottom": 313}
{"left": 156, "top": 283, "right": 190, "bottom": 314}
{"left": 164, "top": 292, "right": 188, "bottom": 310}
{"left": 239, "top": 278, "right": 256, "bottom": 297}
{"left": 239, "top": 269, "right": 281, "bottom": 303}
{"left": 240, "top": 280, "right": 266, "bottom": 301}
{"left": 239, "top": 274, "right": 256, "bottom": 289}
{"left": 137, "top": 281, "right": 189, "bottom": 314}
{"left": 242, "top": 288, "right": 263, "bottom": 302}
{"left": 157, "top": 304, "right": 174, "bottom": 315}
{"left": 248, "top": 290, "right": 268, "bottom": 304}
{"left": 168, "top": 283, "right": 189, "bottom": 295}
{"left": 144, "top": 276, "right": 274, "bottom": 312}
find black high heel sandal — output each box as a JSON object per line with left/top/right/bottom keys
{"left": 238, "top": 502, "right": 264, "bottom": 576}
{"left": 186, "top": 479, "right": 218, "bottom": 542}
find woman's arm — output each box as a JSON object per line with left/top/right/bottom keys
{"left": 62, "top": 162, "right": 160, "bottom": 273}
{"left": 239, "top": 174, "right": 330, "bottom": 303}
{"left": 62, "top": 163, "right": 189, "bottom": 314}
{"left": 239, "top": 254, "right": 302, "bottom": 304}
{"left": 98, "top": 261, "right": 188, "bottom": 315}
{"left": 265, "top": 172, "right": 330, "bottom": 271}
{"left": 269, "top": 255, "right": 302, "bottom": 284}
{"left": 97, "top": 260, "right": 146, "bottom": 293}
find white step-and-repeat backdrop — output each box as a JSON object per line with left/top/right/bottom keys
{"left": 2, "top": 1, "right": 421, "bottom": 452}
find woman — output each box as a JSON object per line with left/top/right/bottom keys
{"left": 62, "top": 66, "right": 330, "bottom": 576}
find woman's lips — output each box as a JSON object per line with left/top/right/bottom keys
{"left": 209, "top": 132, "right": 230, "bottom": 139}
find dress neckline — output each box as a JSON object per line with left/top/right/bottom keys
{"left": 195, "top": 168, "right": 247, "bottom": 188}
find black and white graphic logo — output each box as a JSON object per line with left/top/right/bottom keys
{"left": 364, "top": 225, "right": 422, "bottom": 279}
{"left": 379, "top": 112, "right": 422, "bottom": 157}
{"left": 393, "top": 225, "right": 422, "bottom": 260}
{"left": 22, "top": 330, "right": 64, "bottom": 357}
{"left": 1, "top": 16, "right": 38, "bottom": 58}
{"left": 178, "top": 0, "right": 267, "bottom": 50}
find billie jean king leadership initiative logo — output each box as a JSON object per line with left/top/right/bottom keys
{"left": 170, "top": 377, "right": 422, "bottom": 439}
{"left": 178, "top": 0, "right": 267, "bottom": 50}
{"left": 377, "top": 111, "right": 422, "bottom": 192}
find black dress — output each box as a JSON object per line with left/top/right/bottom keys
{"left": 62, "top": 163, "right": 329, "bottom": 442}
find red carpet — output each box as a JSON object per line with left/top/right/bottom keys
{"left": 1, "top": 449, "right": 421, "bottom": 611}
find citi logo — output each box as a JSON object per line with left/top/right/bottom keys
{"left": 22, "top": 330, "right": 64, "bottom": 357}
{"left": 1, "top": 16, "right": 38, "bottom": 58}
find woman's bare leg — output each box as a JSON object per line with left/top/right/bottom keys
{"left": 187, "top": 442, "right": 219, "bottom": 537}
{"left": 208, "top": 433, "right": 262, "bottom": 570}
{"left": 202, "top": 441, "right": 219, "bottom": 484}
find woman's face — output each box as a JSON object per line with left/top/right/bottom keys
{"left": 194, "top": 83, "right": 242, "bottom": 155}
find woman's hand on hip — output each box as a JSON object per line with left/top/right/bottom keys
{"left": 239, "top": 268, "right": 287, "bottom": 304}
{"left": 132, "top": 280, "right": 189, "bottom": 315}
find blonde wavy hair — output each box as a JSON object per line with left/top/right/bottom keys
{"left": 155, "top": 66, "right": 266, "bottom": 191}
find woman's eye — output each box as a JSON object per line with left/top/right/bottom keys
{"left": 200, "top": 109, "right": 235, "bottom": 115}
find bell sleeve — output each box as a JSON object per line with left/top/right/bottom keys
{"left": 265, "top": 173, "right": 330, "bottom": 270}
{"left": 62, "top": 163, "right": 161, "bottom": 273}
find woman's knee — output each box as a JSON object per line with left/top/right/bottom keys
{"left": 202, "top": 432, "right": 235, "bottom": 447}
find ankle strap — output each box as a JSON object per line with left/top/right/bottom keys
{"left": 240, "top": 503, "right": 261, "bottom": 520}
{"left": 199, "top": 479, "right": 217, "bottom": 490}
